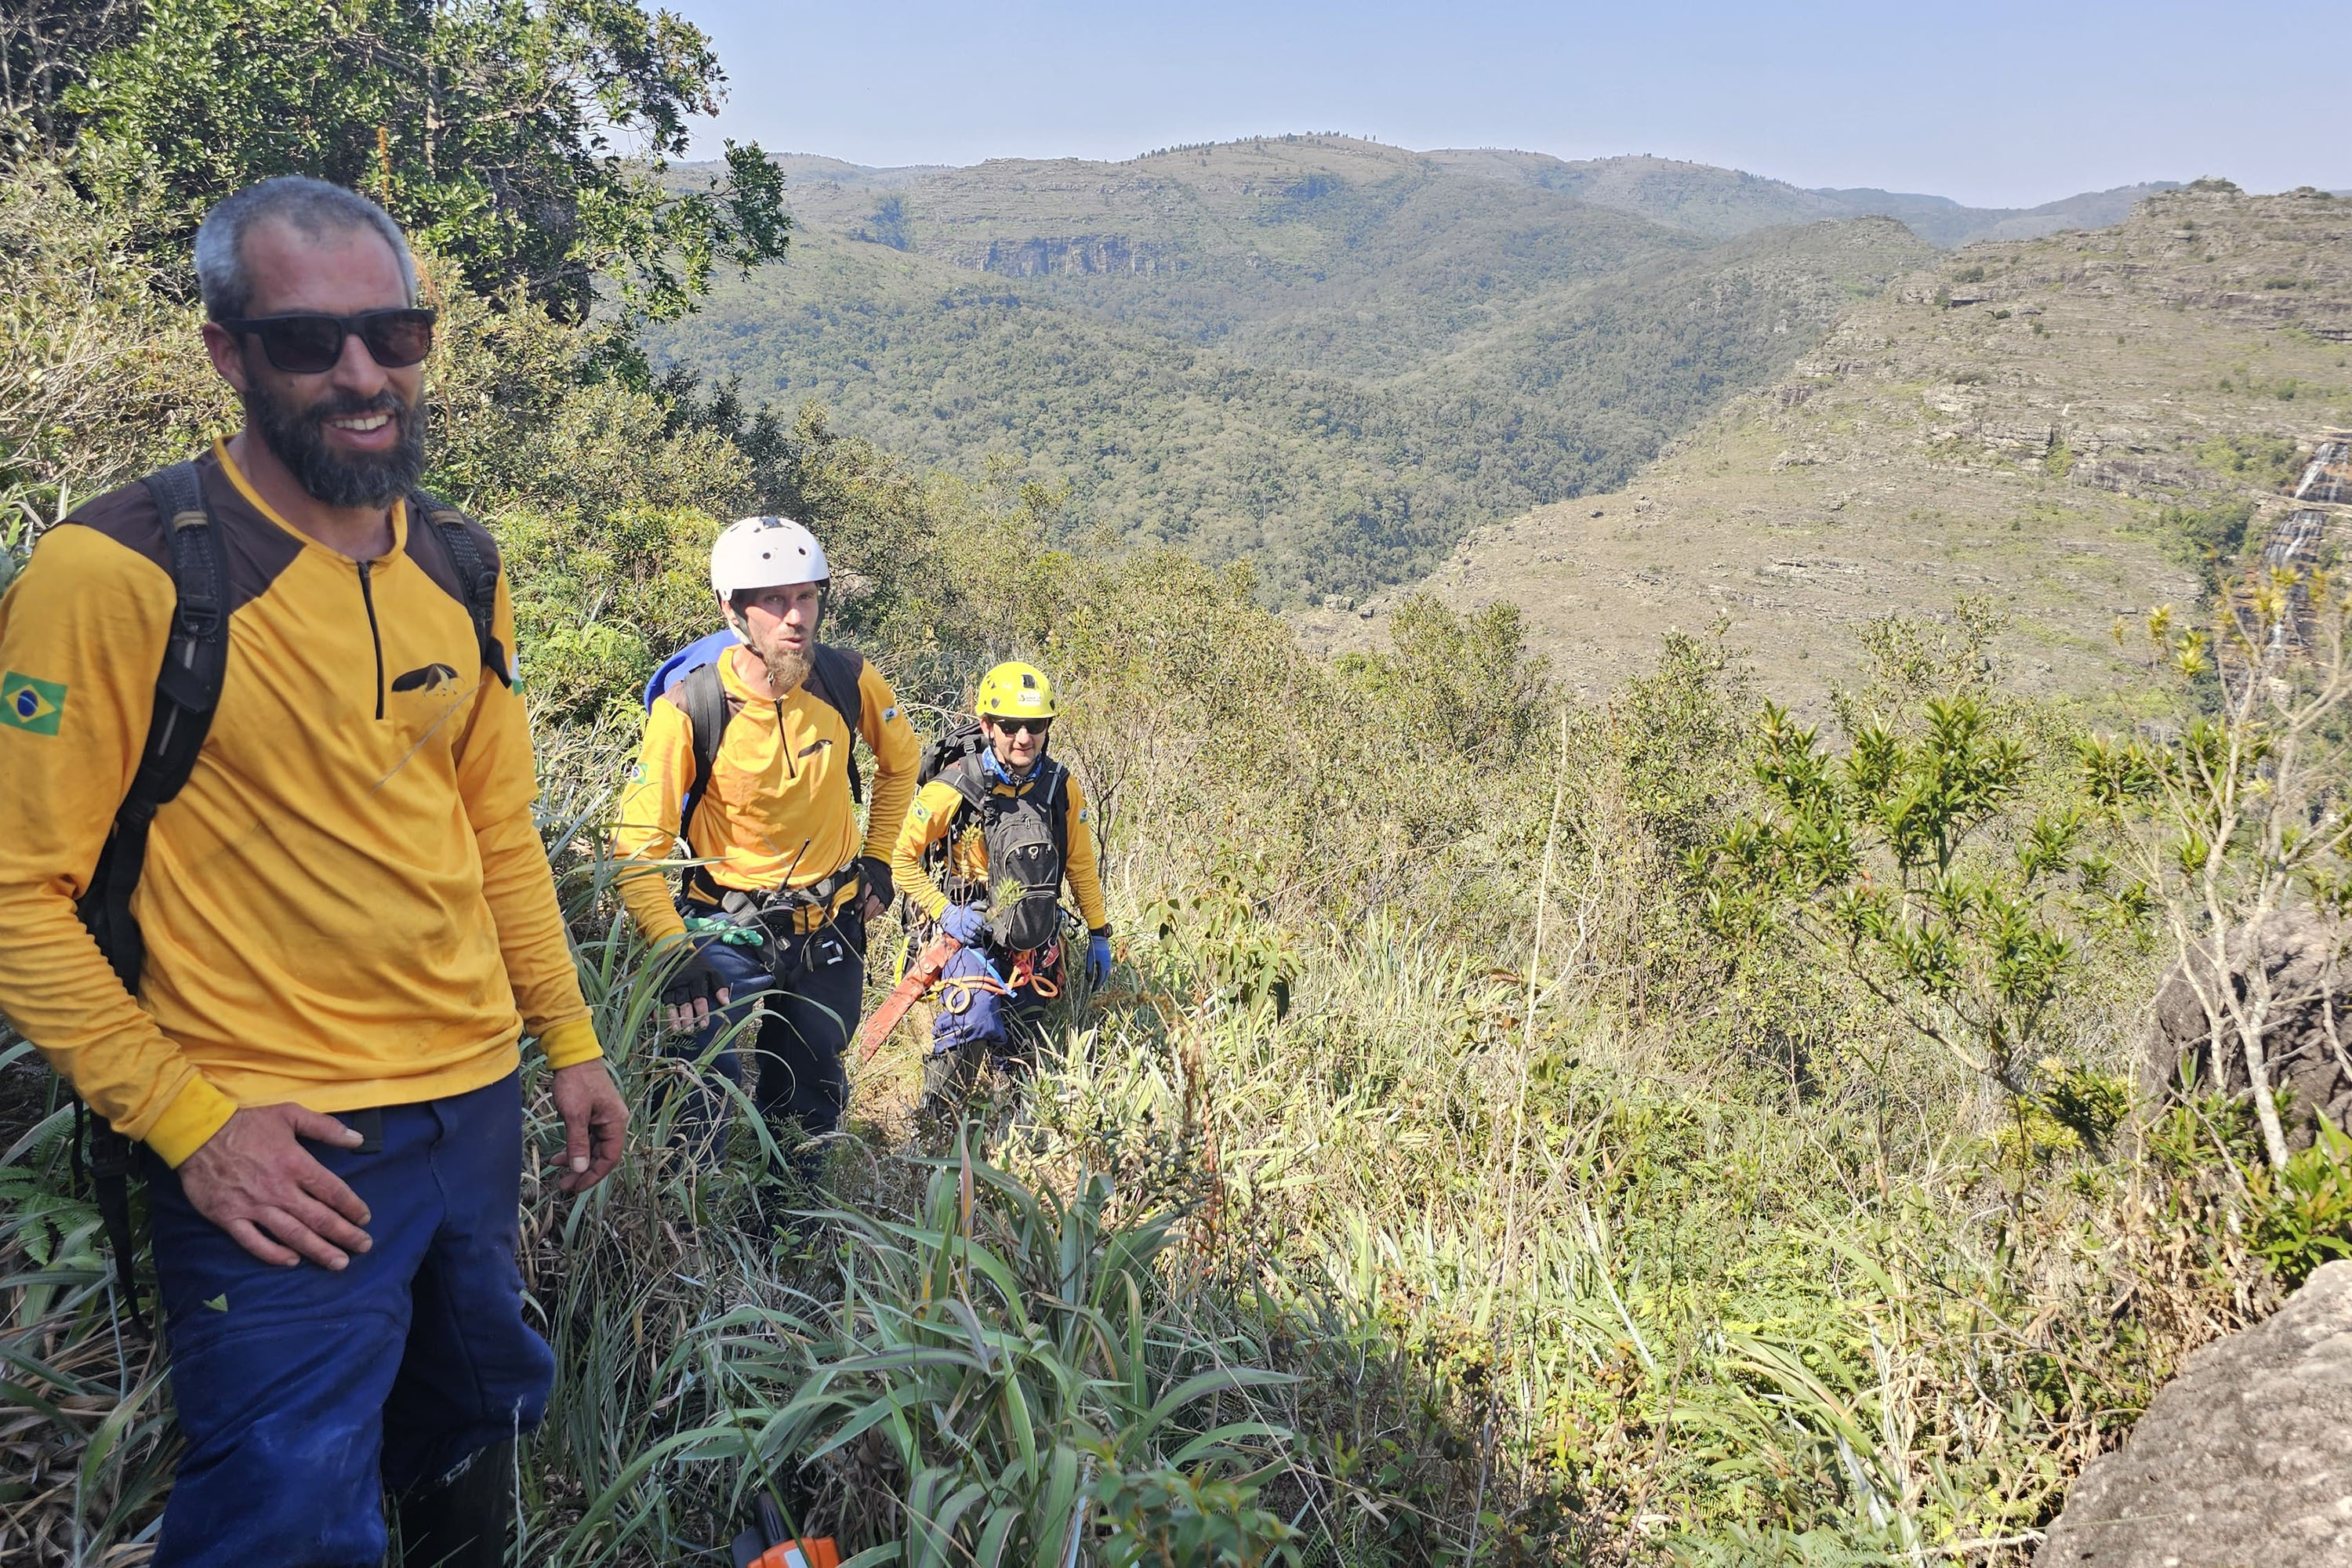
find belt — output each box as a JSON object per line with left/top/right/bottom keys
{"left": 685, "top": 861, "right": 865, "bottom": 936}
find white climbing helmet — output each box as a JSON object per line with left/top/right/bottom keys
{"left": 710, "top": 515, "right": 829, "bottom": 598}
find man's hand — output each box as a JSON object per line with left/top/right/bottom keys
{"left": 938, "top": 902, "right": 989, "bottom": 946}
{"left": 856, "top": 855, "right": 894, "bottom": 923}
{"left": 661, "top": 944, "right": 729, "bottom": 1032}
{"left": 178, "top": 1104, "right": 372, "bottom": 1270}
{"left": 550, "top": 1059, "right": 628, "bottom": 1193}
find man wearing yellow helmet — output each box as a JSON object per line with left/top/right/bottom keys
{"left": 890, "top": 660, "right": 1111, "bottom": 1111}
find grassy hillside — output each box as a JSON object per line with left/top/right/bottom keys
{"left": 652, "top": 138, "right": 1933, "bottom": 599}
{"left": 1326, "top": 181, "right": 2352, "bottom": 706}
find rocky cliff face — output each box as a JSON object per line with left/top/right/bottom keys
{"left": 2036, "top": 1261, "right": 2352, "bottom": 1566}
{"left": 976, "top": 234, "right": 1170, "bottom": 277}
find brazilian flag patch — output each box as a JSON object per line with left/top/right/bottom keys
{"left": 0, "top": 672, "right": 64, "bottom": 735}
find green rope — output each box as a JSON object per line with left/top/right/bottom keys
{"left": 684, "top": 914, "right": 764, "bottom": 947}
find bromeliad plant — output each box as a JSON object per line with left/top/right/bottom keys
{"left": 570, "top": 1146, "right": 1301, "bottom": 1567}
{"left": 1696, "top": 695, "right": 2109, "bottom": 1095}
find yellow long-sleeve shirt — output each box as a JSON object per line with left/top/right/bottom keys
{"left": 609, "top": 645, "right": 919, "bottom": 948}
{"left": 0, "top": 445, "right": 598, "bottom": 1167}
{"left": 891, "top": 763, "right": 1109, "bottom": 933}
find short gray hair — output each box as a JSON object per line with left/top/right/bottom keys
{"left": 193, "top": 177, "right": 418, "bottom": 321}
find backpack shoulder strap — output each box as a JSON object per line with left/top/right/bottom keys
{"left": 68, "top": 458, "right": 227, "bottom": 1336}
{"left": 943, "top": 750, "right": 993, "bottom": 815}
{"left": 408, "top": 489, "right": 510, "bottom": 687}
{"left": 1038, "top": 757, "right": 1071, "bottom": 870}
{"left": 78, "top": 462, "right": 229, "bottom": 991}
{"left": 672, "top": 660, "right": 731, "bottom": 840}
{"left": 807, "top": 642, "right": 866, "bottom": 805}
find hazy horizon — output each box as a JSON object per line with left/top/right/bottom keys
{"left": 732, "top": 139, "right": 2210, "bottom": 212}
{"left": 672, "top": 1, "right": 2346, "bottom": 210}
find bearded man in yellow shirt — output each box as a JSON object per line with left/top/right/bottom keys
{"left": 0, "top": 177, "right": 626, "bottom": 1567}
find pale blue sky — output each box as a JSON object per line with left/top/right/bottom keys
{"left": 672, "top": 1, "right": 2343, "bottom": 209}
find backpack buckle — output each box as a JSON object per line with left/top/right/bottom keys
{"left": 174, "top": 593, "right": 221, "bottom": 641}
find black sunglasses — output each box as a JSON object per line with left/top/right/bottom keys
{"left": 220, "top": 308, "right": 437, "bottom": 375}
{"left": 992, "top": 717, "right": 1052, "bottom": 736}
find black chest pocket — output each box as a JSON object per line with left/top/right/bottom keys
{"left": 982, "top": 792, "right": 1064, "bottom": 952}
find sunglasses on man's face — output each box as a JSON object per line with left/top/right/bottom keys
{"left": 993, "top": 717, "right": 1051, "bottom": 737}
{"left": 220, "top": 308, "right": 437, "bottom": 376}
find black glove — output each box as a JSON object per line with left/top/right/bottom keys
{"left": 661, "top": 946, "right": 726, "bottom": 1022}
{"left": 855, "top": 855, "right": 895, "bottom": 910}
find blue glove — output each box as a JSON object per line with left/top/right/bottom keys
{"left": 1086, "top": 932, "right": 1113, "bottom": 988}
{"left": 938, "top": 903, "right": 989, "bottom": 946}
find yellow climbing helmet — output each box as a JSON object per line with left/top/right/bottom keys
{"left": 975, "top": 660, "right": 1057, "bottom": 720}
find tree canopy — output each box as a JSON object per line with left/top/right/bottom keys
{"left": 62, "top": 0, "right": 786, "bottom": 324}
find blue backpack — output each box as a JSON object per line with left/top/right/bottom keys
{"left": 644, "top": 628, "right": 867, "bottom": 837}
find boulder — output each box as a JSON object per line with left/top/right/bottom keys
{"left": 2036, "top": 1261, "right": 2352, "bottom": 1566}
{"left": 2143, "top": 913, "right": 2352, "bottom": 1152}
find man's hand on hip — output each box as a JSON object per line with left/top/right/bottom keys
{"left": 177, "top": 1104, "right": 373, "bottom": 1270}
{"left": 550, "top": 1059, "right": 629, "bottom": 1192}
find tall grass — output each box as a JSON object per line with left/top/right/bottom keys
{"left": 0, "top": 622, "right": 2311, "bottom": 1566}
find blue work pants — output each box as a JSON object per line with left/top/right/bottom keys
{"left": 143, "top": 1071, "right": 550, "bottom": 1568}
{"left": 661, "top": 917, "right": 862, "bottom": 1175}
{"left": 919, "top": 941, "right": 1060, "bottom": 1116}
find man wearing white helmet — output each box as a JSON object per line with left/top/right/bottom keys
{"left": 610, "top": 516, "right": 918, "bottom": 1203}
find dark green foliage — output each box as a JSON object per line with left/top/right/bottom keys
{"left": 853, "top": 194, "right": 912, "bottom": 251}
{"left": 1698, "top": 695, "right": 2106, "bottom": 1091}
{"left": 2157, "top": 497, "right": 2255, "bottom": 575}
{"left": 1611, "top": 621, "right": 1758, "bottom": 861}
{"left": 1334, "top": 593, "right": 1551, "bottom": 767}
{"left": 0, "top": 0, "right": 142, "bottom": 147}
{"left": 2249, "top": 1123, "right": 2352, "bottom": 1286}
{"left": 66, "top": 0, "right": 788, "bottom": 323}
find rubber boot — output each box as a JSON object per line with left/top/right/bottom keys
{"left": 394, "top": 1439, "right": 514, "bottom": 1568}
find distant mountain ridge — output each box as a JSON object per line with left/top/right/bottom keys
{"left": 748, "top": 142, "right": 2180, "bottom": 250}
{"left": 1804, "top": 181, "right": 2183, "bottom": 246}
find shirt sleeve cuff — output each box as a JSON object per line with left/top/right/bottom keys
{"left": 146, "top": 1074, "right": 239, "bottom": 1168}
{"left": 535, "top": 1017, "right": 604, "bottom": 1069}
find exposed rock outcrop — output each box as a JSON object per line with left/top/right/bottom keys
{"left": 2143, "top": 913, "right": 2352, "bottom": 1153}
{"left": 2036, "top": 1261, "right": 2352, "bottom": 1566}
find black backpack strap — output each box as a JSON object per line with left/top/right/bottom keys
{"left": 673, "top": 660, "right": 731, "bottom": 837}
{"left": 943, "top": 750, "right": 993, "bottom": 815}
{"left": 409, "top": 490, "right": 510, "bottom": 686}
{"left": 806, "top": 642, "right": 866, "bottom": 805}
{"left": 69, "top": 459, "right": 229, "bottom": 1334}
{"left": 1039, "top": 756, "right": 1071, "bottom": 873}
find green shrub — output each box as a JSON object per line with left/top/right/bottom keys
{"left": 2249, "top": 1123, "right": 2352, "bottom": 1287}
